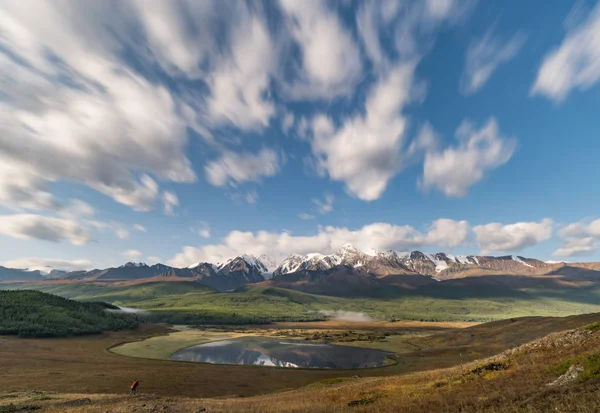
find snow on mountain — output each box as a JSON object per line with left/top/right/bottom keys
{"left": 120, "top": 262, "right": 147, "bottom": 268}
{"left": 272, "top": 245, "right": 546, "bottom": 278}
{"left": 187, "top": 262, "right": 220, "bottom": 273}
{"left": 239, "top": 254, "right": 267, "bottom": 272}
{"left": 276, "top": 253, "right": 305, "bottom": 275}
{"left": 425, "top": 253, "right": 448, "bottom": 272}
{"left": 512, "top": 255, "right": 533, "bottom": 268}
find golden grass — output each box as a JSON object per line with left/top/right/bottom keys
{"left": 110, "top": 320, "right": 461, "bottom": 361}
{"left": 109, "top": 330, "right": 249, "bottom": 359}
{"left": 270, "top": 319, "right": 478, "bottom": 331}
{"left": 4, "top": 324, "right": 600, "bottom": 413}
{"left": 2, "top": 314, "right": 600, "bottom": 412}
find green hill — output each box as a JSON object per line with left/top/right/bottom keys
{"left": 0, "top": 290, "right": 138, "bottom": 338}
{"left": 4, "top": 281, "right": 600, "bottom": 325}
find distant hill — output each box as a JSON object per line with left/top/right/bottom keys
{"left": 59, "top": 257, "right": 267, "bottom": 292}
{"left": 0, "top": 290, "right": 138, "bottom": 338}
{"left": 0, "top": 266, "right": 45, "bottom": 282}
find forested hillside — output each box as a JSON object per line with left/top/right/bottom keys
{"left": 0, "top": 290, "right": 138, "bottom": 338}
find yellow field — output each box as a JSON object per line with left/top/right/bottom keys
{"left": 110, "top": 330, "right": 250, "bottom": 360}
{"left": 3, "top": 320, "right": 600, "bottom": 412}
{"left": 109, "top": 320, "right": 453, "bottom": 360}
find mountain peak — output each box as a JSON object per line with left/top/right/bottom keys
{"left": 120, "top": 262, "right": 147, "bottom": 268}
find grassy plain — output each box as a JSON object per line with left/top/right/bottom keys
{"left": 2, "top": 313, "right": 600, "bottom": 399}
{"left": 2, "top": 314, "right": 600, "bottom": 412}
{"left": 110, "top": 330, "right": 250, "bottom": 359}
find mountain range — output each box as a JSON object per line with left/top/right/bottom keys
{"left": 1, "top": 244, "right": 599, "bottom": 293}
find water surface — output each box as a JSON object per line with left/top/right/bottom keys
{"left": 170, "top": 337, "right": 390, "bottom": 369}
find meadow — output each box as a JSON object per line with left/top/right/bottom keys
{"left": 5, "top": 281, "right": 600, "bottom": 325}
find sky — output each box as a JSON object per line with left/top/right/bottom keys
{"left": 1, "top": 0, "right": 600, "bottom": 271}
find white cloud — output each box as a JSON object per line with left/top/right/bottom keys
{"left": 313, "top": 194, "right": 335, "bottom": 214}
{"left": 190, "top": 222, "right": 211, "bottom": 239}
{"left": 66, "top": 200, "right": 96, "bottom": 217}
{"left": 205, "top": 149, "right": 280, "bottom": 187}
{"left": 147, "top": 256, "right": 162, "bottom": 264}
{"left": 311, "top": 63, "right": 416, "bottom": 201}
{"left": 130, "top": 2, "right": 278, "bottom": 131}
{"left": 116, "top": 228, "right": 130, "bottom": 240}
{"left": 0, "top": 1, "right": 196, "bottom": 212}
{"left": 461, "top": 29, "right": 526, "bottom": 94}
{"left": 168, "top": 218, "right": 471, "bottom": 267}
{"left": 553, "top": 218, "right": 600, "bottom": 257}
{"left": 309, "top": 0, "right": 475, "bottom": 201}
{"left": 206, "top": 13, "right": 277, "bottom": 129}
{"left": 425, "top": 218, "right": 470, "bottom": 248}
{"left": 123, "top": 249, "right": 143, "bottom": 260}
{"left": 356, "top": 0, "right": 385, "bottom": 65}
{"left": 0, "top": 214, "right": 94, "bottom": 245}
{"left": 226, "top": 190, "right": 260, "bottom": 205}
{"left": 279, "top": 0, "right": 362, "bottom": 99}
{"left": 0, "top": 257, "right": 92, "bottom": 272}
{"left": 282, "top": 113, "right": 295, "bottom": 133}
{"left": 407, "top": 123, "right": 441, "bottom": 158}
{"left": 473, "top": 219, "right": 553, "bottom": 254}
{"left": 532, "top": 3, "right": 600, "bottom": 102}
{"left": 131, "top": 1, "right": 215, "bottom": 77}
{"left": 86, "top": 219, "right": 130, "bottom": 240}
{"left": 421, "top": 118, "right": 516, "bottom": 197}
{"left": 245, "top": 190, "right": 259, "bottom": 205}
{"left": 133, "top": 224, "right": 147, "bottom": 232}
{"left": 357, "top": 0, "right": 464, "bottom": 64}
{"left": 554, "top": 237, "right": 596, "bottom": 257}
{"left": 298, "top": 213, "right": 316, "bottom": 220}
{"left": 162, "top": 191, "right": 179, "bottom": 216}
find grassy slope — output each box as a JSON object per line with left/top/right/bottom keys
{"left": 3, "top": 281, "right": 600, "bottom": 324}
{"left": 0, "top": 290, "right": 137, "bottom": 337}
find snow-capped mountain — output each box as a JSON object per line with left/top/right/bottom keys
{"left": 273, "top": 244, "right": 553, "bottom": 280}
{"left": 4, "top": 246, "right": 600, "bottom": 295}
{"left": 187, "top": 254, "right": 275, "bottom": 279}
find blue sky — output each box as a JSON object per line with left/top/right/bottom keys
{"left": 1, "top": 0, "right": 600, "bottom": 271}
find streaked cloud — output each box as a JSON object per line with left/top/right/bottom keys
{"left": 0, "top": 257, "right": 92, "bottom": 272}
{"left": 532, "top": 3, "right": 600, "bottom": 102}
{"left": 461, "top": 29, "right": 526, "bottom": 94}
{"left": 205, "top": 149, "right": 280, "bottom": 187}
{"left": 0, "top": 214, "right": 94, "bottom": 245}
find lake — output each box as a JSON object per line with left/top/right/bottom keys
{"left": 170, "top": 337, "right": 391, "bottom": 369}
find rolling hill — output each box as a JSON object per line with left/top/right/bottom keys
{"left": 0, "top": 290, "right": 138, "bottom": 337}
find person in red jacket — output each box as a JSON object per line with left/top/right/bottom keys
{"left": 129, "top": 379, "right": 140, "bottom": 395}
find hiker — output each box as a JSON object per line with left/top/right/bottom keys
{"left": 129, "top": 379, "right": 140, "bottom": 395}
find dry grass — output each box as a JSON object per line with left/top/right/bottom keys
{"left": 3, "top": 324, "right": 600, "bottom": 413}
{"left": 109, "top": 320, "right": 469, "bottom": 363}
{"left": 269, "top": 320, "right": 477, "bottom": 331}
{"left": 110, "top": 330, "right": 250, "bottom": 359}
{"left": 0, "top": 324, "right": 378, "bottom": 398}
{"left": 2, "top": 314, "right": 600, "bottom": 412}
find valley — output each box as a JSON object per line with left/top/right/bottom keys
{"left": 2, "top": 245, "right": 600, "bottom": 327}
{"left": 2, "top": 247, "right": 600, "bottom": 411}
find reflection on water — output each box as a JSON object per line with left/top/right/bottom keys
{"left": 170, "top": 337, "right": 390, "bottom": 369}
